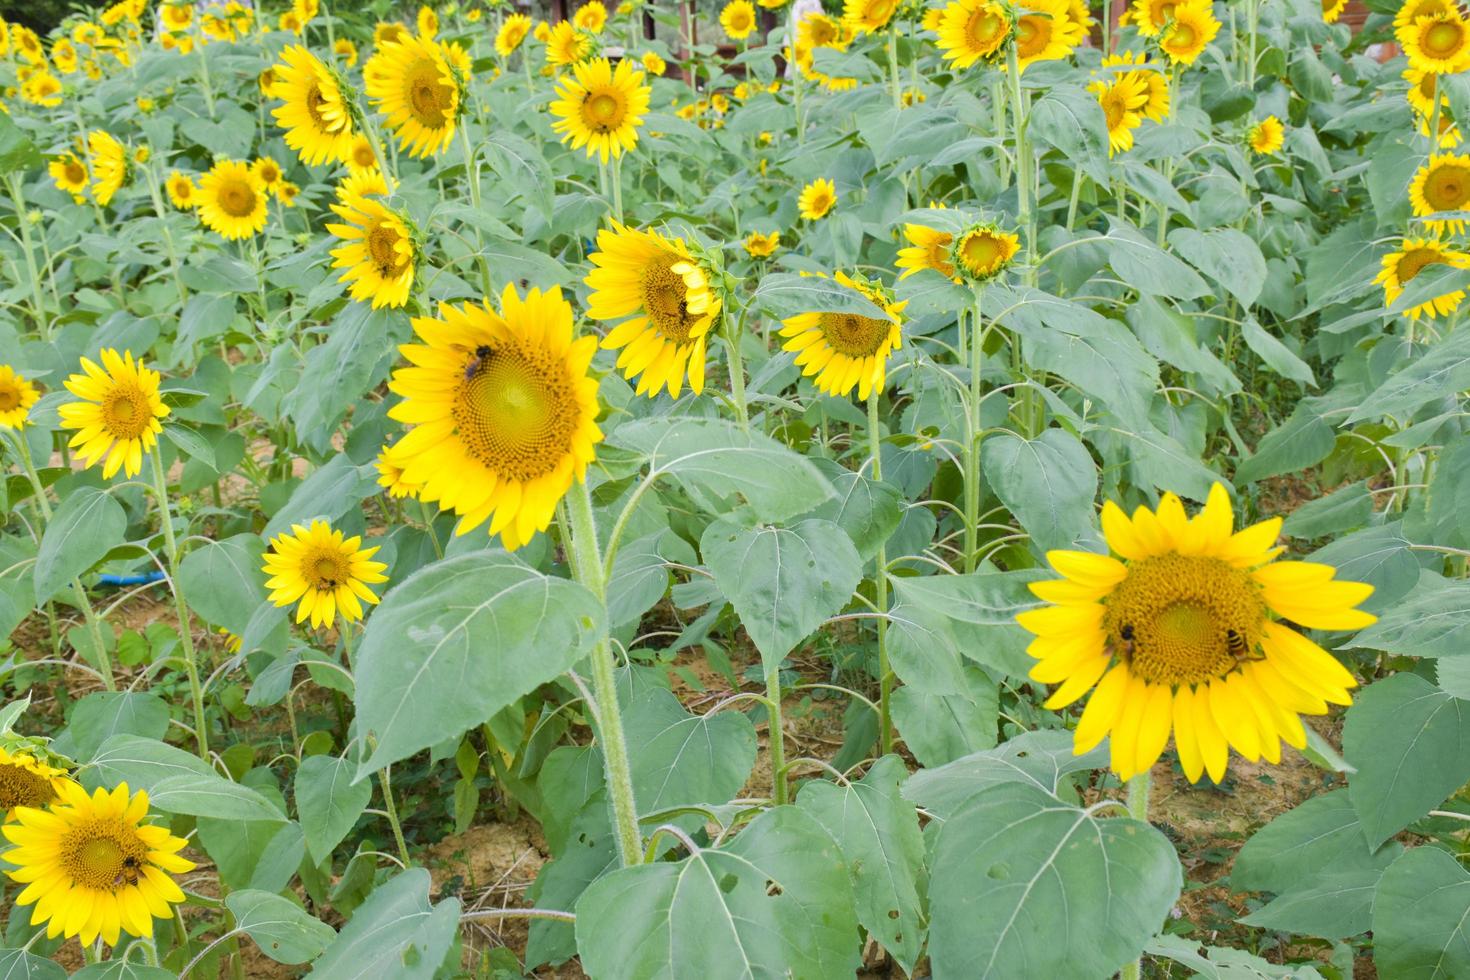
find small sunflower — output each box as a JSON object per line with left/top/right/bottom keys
{"left": 418, "top": 4, "right": 439, "bottom": 37}
{"left": 546, "top": 20, "right": 594, "bottom": 67}
{"left": 1410, "top": 152, "right": 1470, "bottom": 234}
{"left": 574, "top": 0, "right": 608, "bottom": 33}
{"left": 160, "top": 2, "right": 192, "bottom": 30}
{"left": 376, "top": 445, "right": 422, "bottom": 499}
{"left": 375, "top": 21, "right": 409, "bottom": 46}
{"left": 1158, "top": 0, "right": 1219, "bottom": 66}
{"left": 1129, "top": 0, "right": 1179, "bottom": 36}
{"left": 1102, "top": 51, "right": 1169, "bottom": 120}
{"left": 845, "top": 0, "right": 901, "bottom": 33}
{"left": 344, "top": 134, "right": 379, "bottom": 176}
{"left": 271, "top": 45, "right": 356, "bottom": 166}
{"left": 780, "top": 271, "right": 906, "bottom": 401}
{"left": 263, "top": 520, "right": 388, "bottom": 628}
{"left": 535, "top": 20, "right": 553, "bottom": 42}
{"left": 364, "top": 34, "right": 463, "bottom": 158}
{"left": 1322, "top": 0, "right": 1348, "bottom": 21}
{"left": 549, "top": 56, "right": 651, "bottom": 164}
{"left": 743, "top": 230, "right": 780, "bottom": 257}
{"left": 496, "top": 13, "right": 533, "bottom": 56}
{"left": 4, "top": 781, "right": 194, "bottom": 948}
{"left": 1403, "top": 11, "right": 1470, "bottom": 74}
{"left": 936, "top": 0, "right": 1012, "bottom": 69}
{"left": 57, "top": 349, "right": 168, "bottom": 480}
{"left": 326, "top": 192, "right": 418, "bottom": 309}
{"left": 721, "top": 0, "right": 758, "bottom": 39}
{"left": 797, "top": 9, "right": 846, "bottom": 47}
{"left": 953, "top": 223, "right": 1020, "bottom": 281}
{"left": 585, "top": 223, "right": 722, "bottom": 398}
{"left": 1375, "top": 237, "right": 1470, "bottom": 319}
{"left": 641, "top": 50, "right": 666, "bottom": 74}
{"left": 1018, "top": 485, "right": 1375, "bottom": 783}
{"left": 0, "top": 365, "right": 40, "bottom": 430}
{"left": 87, "top": 130, "right": 127, "bottom": 207}
{"left": 1247, "top": 116, "right": 1284, "bottom": 155}
{"left": 799, "top": 178, "right": 838, "bottom": 220}
{"left": 251, "top": 156, "right": 284, "bottom": 189}
{"left": 197, "top": 160, "right": 268, "bottom": 240}
{"left": 1011, "top": 0, "right": 1085, "bottom": 72}
{"left": 0, "top": 745, "right": 72, "bottom": 815}
{"left": 339, "top": 169, "right": 390, "bottom": 200}
{"left": 1092, "top": 73, "right": 1151, "bottom": 156}
{"left": 165, "top": 171, "right": 197, "bottom": 209}
{"left": 896, "top": 223, "right": 957, "bottom": 280}
{"left": 387, "top": 285, "right": 604, "bottom": 548}
{"left": 49, "top": 153, "right": 89, "bottom": 201}
{"left": 334, "top": 37, "right": 359, "bottom": 66}
{"left": 1406, "top": 66, "right": 1440, "bottom": 116}
{"left": 275, "top": 181, "right": 302, "bottom": 206}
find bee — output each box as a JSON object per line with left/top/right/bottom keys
{"left": 464, "top": 344, "right": 493, "bottom": 380}
{"left": 113, "top": 855, "right": 142, "bottom": 887}
{"left": 1110, "top": 623, "right": 1136, "bottom": 661}
{"left": 1225, "top": 628, "right": 1263, "bottom": 663}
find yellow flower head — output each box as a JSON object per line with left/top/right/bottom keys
{"left": 534, "top": 20, "right": 553, "bottom": 41}
{"left": 467, "top": 7, "right": 483, "bottom": 22}
{"left": 1018, "top": 485, "right": 1375, "bottom": 783}
{"left": 641, "top": 50, "right": 666, "bottom": 74}
{"left": 1247, "top": 115, "right": 1284, "bottom": 154}
{"left": 161, "top": 2, "right": 193, "bottom": 30}
{"left": 0, "top": 745, "right": 72, "bottom": 814}
{"left": 376, "top": 445, "right": 423, "bottom": 499}
{"left": 365, "top": 33, "right": 463, "bottom": 157}
{"left": 744, "top": 230, "right": 781, "bottom": 257}
{"left": 326, "top": 192, "right": 418, "bottom": 309}
{"left": 251, "top": 156, "right": 284, "bottom": 188}
{"left": 0, "top": 365, "right": 40, "bottom": 429}
{"left": 57, "top": 349, "right": 169, "bottom": 479}
{"left": 936, "top": 0, "right": 1011, "bottom": 68}
{"left": 22, "top": 72, "right": 63, "bottom": 108}
{"left": 896, "top": 222, "right": 956, "bottom": 280}
{"left": 1402, "top": 10, "right": 1470, "bottom": 73}
{"left": 953, "top": 223, "right": 1020, "bottom": 281}
{"left": 263, "top": 520, "right": 388, "bottom": 628}
{"left": 1091, "top": 72, "right": 1150, "bottom": 155}
{"left": 497, "top": 13, "right": 533, "bottom": 56}
{"left": 722, "top": 0, "right": 758, "bottom": 39}
{"left": 275, "top": 181, "right": 301, "bottom": 206}
{"left": 1410, "top": 151, "right": 1470, "bottom": 234}
{"left": 550, "top": 56, "right": 651, "bottom": 163}
{"left": 165, "top": 171, "right": 197, "bottom": 208}
{"left": 1129, "top": 0, "right": 1180, "bottom": 36}
{"left": 1375, "top": 236, "right": 1470, "bottom": 319}
{"left": 546, "top": 20, "right": 594, "bottom": 66}
{"left": 86, "top": 130, "right": 127, "bottom": 207}
{"left": 799, "top": 177, "right": 838, "bottom": 220}
{"left": 1322, "top": 0, "right": 1348, "bottom": 21}
{"left": 1157, "top": 0, "right": 1219, "bottom": 66}
{"left": 1011, "top": 0, "right": 1085, "bottom": 73}
{"left": 779, "top": 271, "right": 906, "bottom": 401}
{"left": 270, "top": 45, "right": 356, "bottom": 166}
{"left": 418, "top": 4, "right": 440, "bottom": 37}
{"left": 197, "top": 159, "right": 268, "bottom": 240}
{"left": 375, "top": 21, "right": 409, "bottom": 46}
{"left": 49, "top": 152, "right": 89, "bottom": 201}
{"left": 846, "top": 0, "right": 901, "bottom": 33}
{"left": 334, "top": 37, "right": 359, "bottom": 66}
{"left": 346, "top": 134, "right": 380, "bottom": 176}
{"left": 574, "top": 0, "right": 608, "bottom": 33}
{"left": 51, "top": 39, "right": 78, "bottom": 74}
{"left": 1101, "top": 50, "right": 1169, "bottom": 120}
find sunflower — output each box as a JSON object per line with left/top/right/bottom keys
{"left": 1406, "top": 66, "right": 1440, "bottom": 116}
{"left": 549, "top": 56, "right": 651, "bottom": 163}
{"left": 196, "top": 160, "right": 268, "bottom": 240}
{"left": 334, "top": 37, "right": 359, "bottom": 66}
{"left": 0, "top": 746, "right": 71, "bottom": 814}
{"left": 1103, "top": 50, "right": 1170, "bottom": 120}
{"left": 799, "top": 178, "right": 838, "bottom": 220}
{"left": 845, "top": 0, "right": 900, "bottom": 33}
{"left": 953, "top": 224, "right": 1020, "bottom": 281}
{"left": 722, "top": 0, "right": 758, "bottom": 39}
{"left": 1403, "top": 11, "right": 1470, "bottom": 74}
{"left": 160, "top": 1, "right": 192, "bottom": 30}
{"left": 1375, "top": 237, "right": 1470, "bottom": 319}
{"left": 574, "top": 0, "right": 608, "bottom": 32}
{"left": 364, "top": 34, "right": 462, "bottom": 158}
{"left": 49, "top": 153, "right": 89, "bottom": 201}
{"left": 0, "top": 365, "right": 40, "bottom": 430}
{"left": 375, "top": 21, "right": 409, "bottom": 46}
{"left": 585, "top": 223, "right": 722, "bottom": 397}
{"left": 467, "top": 8, "right": 483, "bottom": 22}
{"left": 338, "top": 136, "right": 373, "bottom": 178}
{"left": 546, "top": 20, "right": 594, "bottom": 66}
{"left": 21, "top": 72, "right": 61, "bottom": 107}
{"left": 1128, "top": 0, "right": 1179, "bottom": 36}
{"left": 263, "top": 520, "right": 388, "bottom": 628}
{"left": 295, "top": 0, "right": 320, "bottom": 23}
{"left": 1322, "top": 0, "right": 1348, "bottom": 21}
{"left": 797, "top": 9, "right": 845, "bottom": 47}
{"left": 641, "top": 50, "right": 666, "bottom": 74}
{"left": 744, "top": 230, "right": 780, "bottom": 257}
{"left": 4, "top": 781, "right": 194, "bottom": 948}
{"left": 275, "top": 181, "right": 301, "bottom": 206}
{"left": 1018, "top": 485, "right": 1375, "bottom": 783}
{"left": 417, "top": 4, "right": 439, "bottom": 37}
{"left": 339, "top": 169, "right": 390, "bottom": 200}
{"left": 51, "top": 40, "right": 78, "bottom": 74}
{"left": 326, "top": 192, "right": 418, "bottom": 309}
{"left": 1011, "top": 0, "right": 1085, "bottom": 73}
{"left": 780, "top": 271, "right": 905, "bottom": 401}
{"left": 1247, "top": 115, "right": 1284, "bottom": 155}
{"left": 251, "top": 156, "right": 284, "bottom": 189}
{"left": 85, "top": 131, "right": 127, "bottom": 207}
{"left": 271, "top": 45, "right": 356, "bottom": 166}
{"left": 496, "top": 13, "right": 533, "bottom": 56}
{"left": 1158, "top": 0, "right": 1219, "bottom": 66}
{"left": 165, "top": 171, "right": 197, "bottom": 208}
{"left": 279, "top": 10, "right": 304, "bottom": 34}
{"left": 535, "top": 20, "right": 553, "bottom": 42}
{"left": 375, "top": 445, "right": 422, "bottom": 498}
{"left": 1410, "top": 152, "right": 1470, "bottom": 234}
{"left": 57, "top": 349, "right": 168, "bottom": 480}
{"left": 936, "top": 0, "right": 1011, "bottom": 69}
{"left": 1068, "top": 0, "right": 1096, "bottom": 31}
{"left": 1092, "top": 73, "right": 1151, "bottom": 156}
{"left": 1420, "top": 107, "right": 1464, "bottom": 148}
{"left": 896, "top": 223, "right": 957, "bottom": 280}
{"left": 386, "top": 285, "right": 604, "bottom": 548}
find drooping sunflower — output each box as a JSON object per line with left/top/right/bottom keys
{"left": 387, "top": 285, "right": 604, "bottom": 548}
{"left": 0, "top": 365, "right": 40, "bottom": 430}
{"left": 1091, "top": 72, "right": 1151, "bottom": 156}
{"left": 1322, "top": 0, "right": 1348, "bottom": 21}
{"left": 574, "top": 0, "right": 608, "bottom": 32}
{"left": 1018, "top": 485, "right": 1375, "bottom": 783}
{"left": 165, "top": 171, "right": 197, "bottom": 209}
{"left": 1410, "top": 152, "right": 1470, "bottom": 234}
{"left": 1375, "top": 237, "right": 1470, "bottom": 319}
{"left": 845, "top": 0, "right": 901, "bottom": 33}
{"left": 0, "top": 746, "right": 72, "bottom": 815}
{"left": 57, "top": 349, "right": 168, "bottom": 480}
{"left": 326, "top": 192, "right": 418, "bottom": 309}
{"left": 744, "top": 230, "right": 781, "bottom": 257}
{"left": 1103, "top": 50, "right": 1170, "bottom": 120}
{"left": 546, "top": 20, "right": 594, "bottom": 67}
{"left": 586, "top": 224, "right": 721, "bottom": 397}
{"left": 496, "top": 13, "right": 533, "bottom": 56}
{"left": 1406, "top": 66, "right": 1440, "bottom": 116}
{"left": 196, "top": 160, "right": 268, "bottom": 240}
{"left": 1011, "top": 0, "right": 1085, "bottom": 72}
{"left": 263, "top": 520, "right": 388, "bottom": 628}
{"left": 1403, "top": 11, "right": 1470, "bottom": 74}
{"left": 364, "top": 33, "right": 463, "bottom": 158}
{"left": 936, "top": 0, "right": 1011, "bottom": 69}
{"left": 722, "top": 0, "right": 758, "bottom": 39}
{"left": 271, "top": 45, "right": 356, "bottom": 166}
{"left": 896, "top": 223, "right": 957, "bottom": 280}
{"left": 1247, "top": 115, "right": 1284, "bottom": 155}
{"left": 799, "top": 177, "right": 838, "bottom": 220}
{"left": 4, "top": 781, "right": 194, "bottom": 948}
{"left": 49, "top": 153, "right": 89, "bottom": 201}
{"left": 780, "top": 271, "right": 906, "bottom": 402}
{"left": 953, "top": 223, "right": 1020, "bottom": 281}
{"left": 549, "top": 56, "right": 651, "bottom": 163}
{"left": 1158, "top": 0, "right": 1220, "bottom": 66}
{"left": 87, "top": 130, "right": 127, "bottom": 207}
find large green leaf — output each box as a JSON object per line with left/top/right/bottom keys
{"left": 295, "top": 754, "right": 373, "bottom": 864}
{"left": 308, "top": 869, "right": 461, "bottom": 980}
{"left": 1373, "top": 847, "right": 1470, "bottom": 979}
{"left": 623, "top": 686, "right": 758, "bottom": 816}
{"left": 903, "top": 730, "right": 1107, "bottom": 816}
{"left": 225, "top": 889, "right": 336, "bottom": 965}
{"left": 34, "top": 487, "right": 125, "bottom": 603}
{"left": 1101, "top": 220, "right": 1210, "bottom": 300}
{"left": 890, "top": 664, "right": 998, "bottom": 768}
{"left": 1350, "top": 570, "right": 1470, "bottom": 658}
{"left": 1169, "top": 228, "right": 1268, "bottom": 307}
{"left": 176, "top": 533, "right": 267, "bottom": 636}
{"left": 0, "top": 949, "right": 66, "bottom": 980}
{"left": 1232, "top": 789, "right": 1399, "bottom": 894}
{"left": 752, "top": 272, "right": 888, "bottom": 318}
{"left": 53, "top": 692, "right": 169, "bottom": 761}
{"left": 890, "top": 568, "right": 1046, "bottom": 677}
{"left": 355, "top": 551, "right": 603, "bottom": 777}
{"left": 1029, "top": 84, "right": 1111, "bottom": 184}
{"left": 982, "top": 429, "right": 1098, "bottom": 552}
{"left": 1238, "top": 870, "right": 1380, "bottom": 938}
{"left": 805, "top": 461, "right": 903, "bottom": 561}
{"left": 1349, "top": 327, "right": 1470, "bottom": 423}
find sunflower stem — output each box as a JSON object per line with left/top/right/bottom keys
{"left": 1005, "top": 45, "right": 1034, "bottom": 279}
{"left": 150, "top": 448, "right": 209, "bottom": 759}
{"left": 6, "top": 173, "right": 49, "bottom": 340}
{"left": 868, "top": 392, "right": 893, "bottom": 757}
{"left": 1120, "top": 770, "right": 1152, "bottom": 980}
{"left": 378, "top": 763, "right": 412, "bottom": 867}
{"left": 964, "top": 288, "right": 985, "bottom": 574}
{"left": 886, "top": 27, "right": 902, "bottom": 109}
{"left": 565, "top": 480, "right": 644, "bottom": 867}
{"left": 766, "top": 666, "right": 788, "bottom": 805}
{"left": 724, "top": 305, "right": 750, "bottom": 430}
{"left": 140, "top": 163, "right": 188, "bottom": 309}
{"left": 197, "top": 42, "right": 216, "bottom": 120}
{"left": 457, "top": 124, "right": 492, "bottom": 296}
{"left": 611, "top": 153, "right": 625, "bottom": 225}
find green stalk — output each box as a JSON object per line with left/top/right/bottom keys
{"left": 1119, "top": 770, "right": 1152, "bottom": 980}
{"left": 378, "top": 764, "right": 411, "bottom": 866}
{"left": 766, "top": 667, "right": 787, "bottom": 804}
{"left": 868, "top": 393, "right": 892, "bottom": 756}
{"left": 6, "top": 173, "right": 49, "bottom": 339}
{"left": 197, "top": 43, "right": 216, "bottom": 119}
{"left": 565, "top": 481, "right": 643, "bottom": 867}
{"left": 725, "top": 305, "right": 750, "bottom": 429}
{"left": 611, "top": 153, "right": 625, "bottom": 225}
{"left": 457, "top": 124, "right": 492, "bottom": 295}
{"left": 886, "top": 27, "right": 901, "bottom": 108}
{"left": 150, "top": 449, "right": 209, "bottom": 759}
{"left": 963, "top": 289, "right": 985, "bottom": 573}
{"left": 142, "top": 165, "right": 188, "bottom": 307}
{"left": 1005, "top": 45, "right": 1034, "bottom": 279}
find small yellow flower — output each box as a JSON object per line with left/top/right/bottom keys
{"left": 1247, "top": 116, "right": 1284, "bottom": 155}
{"left": 743, "top": 230, "right": 780, "bottom": 257}
{"left": 57, "top": 350, "right": 169, "bottom": 479}
{"left": 798, "top": 177, "right": 837, "bottom": 220}
{"left": 262, "top": 520, "right": 388, "bottom": 629}
{"left": 0, "top": 365, "right": 40, "bottom": 429}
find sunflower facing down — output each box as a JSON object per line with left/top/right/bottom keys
{"left": 1091, "top": 72, "right": 1151, "bottom": 156}
{"left": 896, "top": 222, "right": 957, "bottom": 280}
{"left": 196, "top": 160, "right": 268, "bottom": 240}
{"left": 1375, "top": 237, "right": 1470, "bottom": 319}
{"left": 780, "top": 271, "right": 906, "bottom": 401}
{"left": 0, "top": 365, "right": 40, "bottom": 430}
{"left": 87, "top": 130, "right": 127, "bottom": 207}
{"left": 271, "top": 45, "right": 356, "bottom": 166}
{"left": 1158, "top": 0, "right": 1220, "bottom": 66}
{"left": 496, "top": 13, "right": 533, "bottom": 56}
{"left": 263, "top": 520, "right": 388, "bottom": 628}
{"left": 1410, "top": 152, "right": 1470, "bottom": 234}
{"left": 1402, "top": 11, "right": 1470, "bottom": 74}
{"left": 387, "top": 285, "right": 604, "bottom": 549}
{"left": 49, "top": 153, "right": 89, "bottom": 201}
{"left": 58, "top": 350, "right": 169, "bottom": 480}
{"left": 799, "top": 177, "right": 838, "bottom": 220}
{"left": 326, "top": 193, "right": 418, "bottom": 309}
{"left": 1247, "top": 115, "right": 1284, "bottom": 155}
{"left": 549, "top": 56, "right": 651, "bottom": 163}
{"left": 364, "top": 33, "right": 463, "bottom": 158}
{"left": 936, "top": 0, "right": 1012, "bottom": 69}
{"left": 1019, "top": 485, "right": 1375, "bottom": 783}
{"left": 953, "top": 223, "right": 1020, "bottom": 281}
{"left": 4, "top": 781, "right": 194, "bottom": 948}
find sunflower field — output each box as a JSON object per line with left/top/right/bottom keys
{"left": 2, "top": 0, "right": 1470, "bottom": 975}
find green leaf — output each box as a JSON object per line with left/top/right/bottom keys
{"left": 927, "top": 782, "right": 1181, "bottom": 979}
{"left": 1372, "top": 847, "right": 1470, "bottom": 979}
{"left": 752, "top": 272, "right": 888, "bottom": 318}
{"left": 1348, "top": 327, "right": 1470, "bottom": 423}
{"left": 283, "top": 304, "right": 399, "bottom": 451}
{"left": 355, "top": 551, "right": 604, "bottom": 777}
{"left": 54, "top": 691, "right": 169, "bottom": 761}
{"left": 0, "top": 949, "right": 66, "bottom": 980}
{"left": 161, "top": 423, "right": 216, "bottom": 469}
{"left": 176, "top": 534, "right": 266, "bottom": 636}
{"left": 890, "top": 568, "right": 1046, "bottom": 678}
{"left": 198, "top": 818, "right": 303, "bottom": 893}
{"left": 309, "top": 868, "right": 462, "bottom": 980}
{"left": 1101, "top": 219, "right": 1210, "bottom": 300}
{"left": 1029, "top": 85, "right": 1111, "bottom": 184}
{"left": 1146, "top": 935, "right": 1327, "bottom": 979}
{"left": 1169, "top": 228, "right": 1268, "bottom": 307}
{"left": 805, "top": 461, "right": 903, "bottom": 561}
{"left": 0, "top": 116, "right": 42, "bottom": 174}
{"left": 624, "top": 686, "right": 758, "bottom": 815}
{"left": 606, "top": 532, "right": 670, "bottom": 632}
{"left": 34, "top": 487, "right": 125, "bottom": 603}
{"left": 1350, "top": 570, "right": 1470, "bottom": 658}
{"left": 903, "top": 730, "right": 1108, "bottom": 816}
{"left": 1238, "top": 870, "right": 1380, "bottom": 938}
{"left": 1309, "top": 522, "right": 1427, "bottom": 613}
{"left": 1282, "top": 480, "right": 1373, "bottom": 538}
{"left": 796, "top": 756, "right": 928, "bottom": 974}
{"left": 146, "top": 771, "right": 287, "bottom": 822}
{"left": 482, "top": 131, "right": 553, "bottom": 220}
{"left": 883, "top": 602, "right": 967, "bottom": 693}
{"left": 1240, "top": 317, "right": 1315, "bottom": 386}
{"left": 68, "top": 964, "right": 174, "bottom": 980}
{"left": 1345, "top": 673, "right": 1470, "bottom": 846}
{"left": 575, "top": 806, "right": 860, "bottom": 979}
{"left": 890, "top": 664, "right": 998, "bottom": 768}
{"left": 701, "top": 518, "right": 862, "bottom": 669}
{"left": 982, "top": 429, "right": 1098, "bottom": 552}
{"left": 86, "top": 733, "right": 215, "bottom": 784}
{"left": 1235, "top": 401, "right": 1336, "bottom": 485}
{"left": 261, "top": 455, "right": 379, "bottom": 540}
{"left": 1232, "top": 789, "right": 1399, "bottom": 893}
{"left": 295, "top": 754, "right": 373, "bottom": 865}
{"left": 225, "top": 889, "right": 336, "bottom": 965}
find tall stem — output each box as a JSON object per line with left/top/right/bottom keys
{"left": 457, "top": 124, "right": 491, "bottom": 295}
{"left": 378, "top": 764, "right": 411, "bottom": 866}
{"left": 565, "top": 482, "right": 643, "bottom": 867}
{"left": 151, "top": 449, "right": 209, "bottom": 759}
{"left": 1120, "top": 770, "right": 1152, "bottom": 980}
{"left": 724, "top": 305, "right": 749, "bottom": 429}
{"left": 1005, "top": 46, "right": 1034, "bottom": 280}
{"left": 886, "top": 28, "right": 901, "bottom": 108}
{"left": 7, "top": 174, "right": 49, "bottom": 339}
{"left": 197, "top": 43, "right": 216, "bottom": 119}
{"left": 868, "top": 393, "right": 892, "bottom": 756}
{"left": 141, "top": 165, "right": 188, "bottom": 308}
{"left": 766, "top": 667, "right": 787, "bottom": 804}
{"left": 611, "top": 153, "right": 625, "bottom": 225}
{"left": 963, "top": 289, "right": 985, "bottom": 573}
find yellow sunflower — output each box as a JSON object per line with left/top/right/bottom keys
{"left": 196, "top": 160, "right": 268, "bottom": 240}
{"left": 1018, "top": 485, "right": 1375, "bottom": 783}
{"left": 780, "top": 271, "right": 906, "bottom": 401}
{"left": 1011, "top": 0, "right": 1085, "bottom": 73}
{"left": 251, "top": 156, "right": 284, "bottom": 189}
{"left": 0, "top": 365, "right": 40, "bottom": 429}
{"left": 160, "top": 2, "right": 192, "bottom": 30}
{"left": 798, "top": 9, "right": 845, "bottom": 47}
{"left": 1129, "top": 0, "right": 1179, "bottom": 36}
{"left": 5, "top": 781, "right": 194, "bottom": 948}
{"left": 1397, "top": 0, "right": 1454, "bottom": 32}
{"left": 1091, "top": 73, "right": 1151, "bottom": 156}
{"left": 57, "top": 349, "right": 168, "bottom": 480}
{"left": 326, "top": 192, "right": 418, "bottom": 309}
{"left": 375, "top": 445, "right": 423, "bottom": 499}
{"left": 49, "top": 153, "right": 89, "bottom": 201}
{"left": 722, "top": 0, "right": 758, "bottom": 39}
{"left": 1247, "top": 115, "right": 1284, "bottom": 154}
{"left": 1420, "top": 107, "right": 1463, "bottom": 148}
{"left": 51, "top": 40, "right": 78, "bottom": 74}
{"left": 549, "top": 56, "right": 651, "bottom": 163}
{"left": 1322, "top": 0, "right": 1348, "bottom": 21}
{"left": 1410, "top": 152, "right": 1470, "bottom": 234}
{"left": 1406, "top": 66, "right": 1440, "bottom": 116}
{"left": 744, "top": 230, "right": 781, "bottom": 257}
{"left": 0, "top": 746, "right": 72, "bottom": 814}
{"left": 953, "top": 224, "right": 1020, "bottom": 281}
{"left": 386, "top": 285, "right": 604, "bottom": 548}
{"left": 641, "top": 50, "right": 666, "bottom": 74}
{"left": 339, "top": 169, "right": 390, "bottom": 201}
{"left": 936, "top": 0, "right": 1011, "bottom": 69}
{"left": 1158, "top": 0, "right": 1220, "bottom": 66}
{"left": 275, "top": 181, "right": 301, "bottom": 206}
{"left": 1403, "top": 11, "right": 1470, "bottom": 74}
{"left": 1375, "top": 237, "right": 1470, "bottom": 319}
{"left": 586, "top": 223, "right": 722, "bottom": 398}
{"left": 263, "top": 520, "right": 388, "bottom": 628}
{"left": 574, "top": 0, "right": 608, "bottom": 33}
{"left": 923, "top": 5, "right": 946, "bottom": 32}
{"left": 845, "top": 0, "right": 901, "bottom": 33}
{"left": 87, "top": 131, "right": 127, "bottom": 206}
{"left": 496, "top": 13, "right": 533, "bottom": 56}
{"left": 19, "top": 72, "right": 61, "bottom": 109}
{"left": 896, "top": 223, "right": 957, "bottom": 280}
{"left": 799, "top": 177, "right": 838, "bottom": 220}
{"left": 165, "top": 171, "right": 197, "bottom": 209}
{"left": 271, "top": 45, "right": 356, "bottom": 166}
{"left": 418, "top": 4, "right": 439, "bottom": 37}
{"left": 534, "top": 20, "right": 553, "bottom": 42}
{"left": 467, "top": 8, "right": 483, "bottom": 22}
{"left": 364, "top": 34, "right": 462, "bottom": 158}
{"left": 375, "top": 21, "right": 409, "bottom": 46}
{"left": 279, "top": 11, "right": 304, "bottom": 35}
{"left": 334, "top": 37, "right": 359, "bottom": 67}
{"left": 546, "top": 21, "right": 594, "bottom": 67}
{"left": 1103, "top": 51, "right": 1170, "bottom": 120}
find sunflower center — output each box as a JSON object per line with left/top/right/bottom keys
{"left": 0, "top": 385, "right": 19, "bottom": 412}
{"left": 582, "top": 91, "right": 624, "bottom": 131}
{"left": 452, "top": 342, "right": 579, "bottom": 482}
{"left": 1397, "top": 247, "right": 1445, "bottom": 283}
{"left": 809, "top": 19, "right": 837, "bottom": 45}
{"left": 305, "top": 83, "right": 334, "bottom": 131}
{"left": 366, "top": 221, "right": 408, "bottom": 274}
{"left": 308, "top": 551, "right": 348, "bottom": 589}
{"left": 62, "top": 821, "right": 149, "bottom": 891}
{"left": 959, "top": 232, "right": 1005, "bottom": 273}
{"left": 1169, "top": 21, "right": 1197, "bottom": 46}
{"left": 967, "top": 9, "right": 1006, "bottom": 46}
{"left": 65, "top": 162, "right": 86, "bottom": 184}
{"left": 0, "top": 761, "right": 54, "bottom": 809}
{"left": 817, "top": 311, "right": 890, "bottom": 357}
{"left": 102, "top": 385, "right": 151, "bottom": 439}
{"left": 1102, "top": 90, "right": 1128, "bottom": 129}
{"left": 1015, "top": 17, "right": 1047, "bottom": 55}
{"left": 641, "top": 258, "right": 698, "bottom": 343}
{"left": 259, "top": 163, "right": 280, "bottom": 184}
{"left": 1424, "top": 163, "right": 1470, "bottom": 210}
{"left": 1102, "top": 553, "right": 1267, "bottom": 686}
{"left": 1426, "top": 19, "right": 1466, "bottom": 56}
{"left": 216, "top": 178, "right": 258, "bottom": 218}
{"left": 405, "top": 60, "right": 454, "bottom": 128}
{"left": 353, "top": 143, "right": 377, "bottom": 168}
